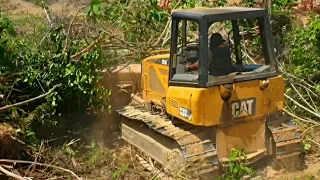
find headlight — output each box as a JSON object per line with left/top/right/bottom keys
{"left": 259, "top": 79, "right": 269, "bottom": 90}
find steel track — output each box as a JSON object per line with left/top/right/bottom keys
{"left": 116, "top": 105, "right": 304, "bottom": 178}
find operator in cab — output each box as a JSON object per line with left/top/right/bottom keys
{"left": 184, "top": 33, "right": 230, "bottom": 74}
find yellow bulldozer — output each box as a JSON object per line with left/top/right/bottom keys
{"left": 105, "top": 6, "right": 304, "bottom": 178}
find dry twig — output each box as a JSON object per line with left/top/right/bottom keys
{"left": 290, "top": 82, "right": 319, "bottom": 113}
{"left": 135, "top": 154, "right": 168, "bottom": 180}
{"left": 0, "top": 73, "right": 22, "bottom": 83}
{"left": 0, "top": 165, "right": 27, "bottom": 180}
{"left": 283, "top": 108, "right": 319, "bottom": 125}
{"left": 285, "top": 93, "right": 320, "bottom": 119}
{"left": 0, "top": 86, "right": 57, "bottom": 112}
{"left": 0, "top": 159, "right": 82, "bottom": 180}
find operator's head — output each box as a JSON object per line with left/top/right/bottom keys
{"left": 209, "top": 33, "right": 225, "bottom": 48}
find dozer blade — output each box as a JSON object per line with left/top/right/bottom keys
{"left": 116, "top": 105, "right": 220, "bottom": 179}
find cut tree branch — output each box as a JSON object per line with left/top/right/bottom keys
{"left": 0, "top": 86, "right": 57, "bottom": 112}
{"left": 0, "top": 159, "right": 82, "bottom": 180}
{"left": 0, "top": 73, "right": 22, "bottom": 83}
{"left": 71, "top": 36, "right": 105, "bottom": 60}
{"left": 0, "top": 165, "right": 27, "bottom": 180}
{"left": 283, "top": 108, "right": 319, "bottom": 125}
{"left": 285, "top": 93, "right": 320, "bottom": 119}
{"left": 290, "top": 82, "right": 319, "bottom": 113}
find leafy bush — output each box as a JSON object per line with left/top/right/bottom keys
{"left": 86, "top": 0, "right": 214, "bottom": 49}
{"left": 0, "top": 13, "right": 110, "bottom": 145}
{"left": 285, "top": 15, "right": 320, "bottom": 82}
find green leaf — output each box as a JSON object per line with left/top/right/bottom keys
{"left": 112, "top": 171, "right": 119, "bottom": 179}
{"left": 26, "top": 130, "right": 35, "bottom": 136}
{"left": 91, "top": 0, "right": 101, "bottom": 5}
{"left": 229, "top": 162, "right": 235, "bottom": 172}
{"left": 92, "top": 4, "right": 101, "bottom": 15}
{"left": 316, "top": 85, "right": 320, "bottom": 93}
{"left": 229, "top": 150, "right": 238, "bottom": 161}
{"left": 242, "top": 166, "right": 253, "bottom": 174}
{"left": 232, "top": 166, "right": 239, "bottom": 175}
{"left": 52, "top": 100, "right": 56, "bottom": 106}
{"left": 304, "top": 141, "right": 312, "bottom": 152}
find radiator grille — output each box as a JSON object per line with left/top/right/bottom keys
{"left": 171, "top": 99, "right": 179, "bottom": 108}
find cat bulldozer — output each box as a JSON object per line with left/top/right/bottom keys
{"left": 108, "top": 7, "right": 304, "bottom": 178}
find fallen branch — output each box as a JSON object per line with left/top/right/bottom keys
{"left": 0, "top": 73, "right": 22, "bottom": 83}
{"left": 0, "top": 159, "right": 82, "bottom": 180}
{"left": 283, "top": 108, "right": 319, "bottom": 125}
{"left": 0, "top": 165, "right": 27, "bottom": 180}
{"left": 290, "top": 82, "right": 319, "bottom": 113}
{"left": 285, "top": 93, "right": 320, "bottom": 119}
{"left": 71, "top": 36, "right": 105, "bottom": 60}
{"left": 155, "top": 17, "right": 171, "bottom": 46}
{"left": 0, "top": 86, "right": 57, "bottom": 112}
{"left": 277, "top": 63, "right": 316, "bottom": 90}
{"left": 135, "top": 154, "right": 167, "bottom": 180}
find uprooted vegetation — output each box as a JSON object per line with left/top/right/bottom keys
{"left": 1, "top": 0, "right": 320, "bottom": 179}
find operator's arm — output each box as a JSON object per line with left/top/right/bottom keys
{"left": 185, "top": 61, "right": 199, "bottom": 72}
{"left": 189, "top": 61, "right": 199, "bottom": 70}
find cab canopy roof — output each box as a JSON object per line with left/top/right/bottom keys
{"left": 171, "top": 7, "right": 267, "bottom": 22}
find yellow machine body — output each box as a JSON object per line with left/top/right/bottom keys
{"left": 138, "top": 52, "right": 288, "bottom": 161}
{"left": 141, "top": 53, "right": 285, "bottom": 126}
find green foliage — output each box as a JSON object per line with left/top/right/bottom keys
{"left": 0, "top": 14, "right": 15, "bottom": 35}
{"left": 0, "top": 12, "right": 111, "bottom": 145}
{"left": 83, "top": 141, "right": 110, "bottom": 166}
{"left": 86, "top": 0, "right": 104, "bottom": 20}
{"left": 86, "top": 0, "right": 167, "bottom": 43}
{"left": 302, "top": 140, "right": 312, "bottom": 152}
{"left": 86, "top": 0, "right": 212, "bottom": 46}
{"left": 112, "top": 163, "right": 128, "bottom": 179}
{"left": 272, "top": 0, "right": 297, "bottom": 12}
{"left": 0, "top": 13, "right": 16, "bottom": 61}
{"left": 285, "top": 16, "right": 320, "bottom": 81}
{"left": 219, "top": 148, "right": 255, "bottom": 180}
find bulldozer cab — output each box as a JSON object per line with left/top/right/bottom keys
{"left": 169, "top": 7, "right": 277, "bottom": 88}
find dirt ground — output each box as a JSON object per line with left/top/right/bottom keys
{"left": 0, "top": 0, "right": 88, "bottom": 18}
{"left": 1, "top": 0, "right": 320, "bottom": 179}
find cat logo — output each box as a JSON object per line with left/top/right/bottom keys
{"left": 231, "top": 98, "right": 256, "bottom": 118}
